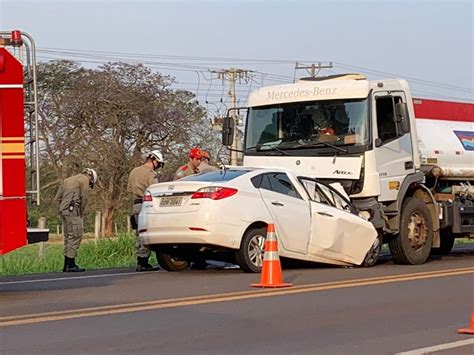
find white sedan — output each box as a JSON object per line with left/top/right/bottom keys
{"left": 138, "top": 168, "right": 379, "bottom": 272}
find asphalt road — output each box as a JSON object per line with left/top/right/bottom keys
{"left": 1, "top": 247, "right": 473, "bottom": 355}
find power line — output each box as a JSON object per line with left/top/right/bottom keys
{"left": 333, "top": 62, "right": 473, "bottom": 93}
{"left": 36, "top": 51, "right": 473, "bottom": 103}
{"left": 37, "top": 46, "right": 473, "bottom": 93}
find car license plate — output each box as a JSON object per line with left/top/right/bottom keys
{"left": 159, "top": 196, "right": 183, "bottom": 207}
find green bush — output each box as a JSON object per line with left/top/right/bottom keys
{"left": 0, "top": 233, "right": 155, "bottom": 276}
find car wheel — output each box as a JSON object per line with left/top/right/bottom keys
{"left": 362, "top": 233, "right": 382, "bottom": 267}
{"left": 156, "top": 253, "right": 189, "bottom": 272}
{"left": 236, "top": 226, "right": 267, "bottom": 273}
{"left": 389, "top": 197, "right": 433, "bottom": 265}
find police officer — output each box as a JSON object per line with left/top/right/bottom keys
{"left": 127, "top": 150, "right": 165, "bottom": 271}
{"left": 173, "top": 147, "right": 202, "bottom": 180}
{"left": 55, "top": 168, "right": 98, "bottom": 272}
{"left": 198, "top": 150, "right": 219, "bottom": 174}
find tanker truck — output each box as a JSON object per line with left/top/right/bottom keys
{"left": 222, "top": 74, "right": 473, "bottom": 265}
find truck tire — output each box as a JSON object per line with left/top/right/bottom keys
{"left": 431, "top": 230, "right": 455, "bottom": 256}
{"left": 362, "top": 234, "right": 382, "bottom": 267}
{"left": 156, "top": 253, "right": 188, "bottom": 272}
{"left": 389, "top": 197, "right": 433, "bottom": 265}
{"left": 235, "top": 226, "right": 267, "bottom": 273}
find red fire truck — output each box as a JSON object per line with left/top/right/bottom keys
{"left": 0, "top": 30, "right": 48, "bottom": 255}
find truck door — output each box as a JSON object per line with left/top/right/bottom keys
{"left": 373, "top": 92, "right": 415, "bottom": 202}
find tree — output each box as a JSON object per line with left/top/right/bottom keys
{"left": 37, "top": 61, "right": 211, "bottom": 236}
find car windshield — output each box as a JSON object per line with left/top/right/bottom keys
{"left": 181, "top": 169, "right": 251, "bottom": 182}
{"left": 245, "top": 98, "right": 369, "bottom": 152}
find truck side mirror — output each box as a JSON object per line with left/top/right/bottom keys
{"left": 222, "top": 116, "right": 234, "bottom": 146}
{"left": 395, "top": 102, "right": 410, "bottom": 134}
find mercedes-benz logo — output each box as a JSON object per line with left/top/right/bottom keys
{"left": 168, "top": 185, "right": 175, "bottom": 190}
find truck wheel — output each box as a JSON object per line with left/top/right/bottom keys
{"left": 362, "top": 234, "right": 382, "bottom": 267}
{"left": 431, "top": 230, "right": 455, "bottom": 256}
{"left": 156, "top": 253, "right": 188, "bottom": 272}
{"left": 235, "top": 226, "right": 266, "bottom": 273}
{"left": 389, "top": 197, "right": 433, "bottom": 265}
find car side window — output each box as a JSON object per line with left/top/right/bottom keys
{"left": 251, "top": 174, "right": 263, "bottom": 188}
{"left": 260, "top": 173, "right": 301, "bottom": 199}
{"left": 300, "top": 178, "right": 331, "bottom": 205}
{"left": 301, "top": 179, "right": 320, "bottom": 202}
{"left": 316, "top": 183, "right": 352, "bottom": 212}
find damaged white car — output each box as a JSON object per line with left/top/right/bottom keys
{"left": 138, "top": 168, "right": 379, "bottom": 272}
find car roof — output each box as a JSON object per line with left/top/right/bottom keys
{"left": 223, "top": 166, "right": 299, "bottom": 177}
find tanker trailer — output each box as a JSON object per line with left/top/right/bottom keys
{"left": 414, "top": 98, "right": 474, "bottom": 255}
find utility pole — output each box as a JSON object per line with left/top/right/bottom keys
{"left": 211, "top": 68, "right": 251, "bottom": 165}
{"left": 295, "top": 62, "right": 333, "bottom": 78}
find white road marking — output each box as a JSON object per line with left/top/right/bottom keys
{"left": 397, "top": 338, "right": 474, "bottom": 354}
{"left": 0, "top": 271, "right": 144, "bottom": 285}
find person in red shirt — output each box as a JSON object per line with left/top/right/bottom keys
{"left": 173, "top": 147, "right": 203, "bottom": 180}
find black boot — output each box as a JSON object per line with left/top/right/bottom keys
{"left": 65, "top": 258, "right": 85, "bottom": 272}
{"left": 136, "top": 257, "right": 154, "bottom": 272}
{"left": 63, "top": 256, "right": 69, "bottom": 272}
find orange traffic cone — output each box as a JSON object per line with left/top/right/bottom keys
{"left": 458, "top": 306, "right": 474, "bottom": 335}
{"left": 251, "top": 224, "right": 292, "bottom": 288}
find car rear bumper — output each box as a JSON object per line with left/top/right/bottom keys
{"left": 138, "top": 212, "right": 243, "bottom": 250}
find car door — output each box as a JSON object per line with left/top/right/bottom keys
{"left": 299, "top": 178, "right": 377, "bottom": 265}
{"left": 255, "top": 172, "right": 311, "bottom": 254}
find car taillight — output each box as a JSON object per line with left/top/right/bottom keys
{"left": 143, "top": 191, "right": 153, "bottom": 202}
{"left": 191, "top": 187, "right": 237, "bottom": 200}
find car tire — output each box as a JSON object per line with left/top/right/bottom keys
{"left": 235, "top": 226, "right": 267, "bottom": 273}
{"left": 156, "top": 253, "right": 188, "bottom": 272}
{"left": 430, "top": 230, "right": 455, "bottom": 256}
{"left": 389, "top": 197, "right": 433, "bottom": 265}
{"left": 362, "top": 233, "right": 382, "bottom": 267}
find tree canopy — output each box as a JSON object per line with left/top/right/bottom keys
{"left": 36, "top": 60, "right": 220, "bottom": 235}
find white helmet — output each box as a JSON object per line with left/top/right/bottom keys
{"left": 83, "top": 168, "right": 98, "bottom": 184}
{"left": 147, "top": 150, "right": 165, "bottom": 165}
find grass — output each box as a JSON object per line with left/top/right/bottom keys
{"left": 0, "top": 233, "right": 157, "bottom": 277}
{"left": 1, "top": 234, "right": 472, "bottom": 277}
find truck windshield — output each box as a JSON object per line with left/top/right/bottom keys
{"left": 245, "top": 98, "right": 369, "bottom": 152}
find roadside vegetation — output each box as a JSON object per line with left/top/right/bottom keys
{"left": 0, "top": 233, "right": 158, "bottom": 276}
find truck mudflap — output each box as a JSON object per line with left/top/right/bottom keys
{"left": 27, "top": 228, "right": 49, "bottom": 244}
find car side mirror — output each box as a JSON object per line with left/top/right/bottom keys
{"left": 222, "top": 116, "right": 234, "bottom": 146}
{"left": 395, "top": 102, "right": 410, "bottom": 134}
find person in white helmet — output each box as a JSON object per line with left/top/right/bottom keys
{"left": 55, "top": 168, "right": 98, "bottom": 272}
{"left": 127, "top": 150, "right": 165, "bottom": 271}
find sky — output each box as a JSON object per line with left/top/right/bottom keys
{"left": 1, "top": 0, "right": 472, "bottom": 116}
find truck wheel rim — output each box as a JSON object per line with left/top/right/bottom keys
{"left": 407, "top": 212, "right": 428, "bottom": 251}
{"left": 248, "top": 234, "right": 265, "bottom": 267}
